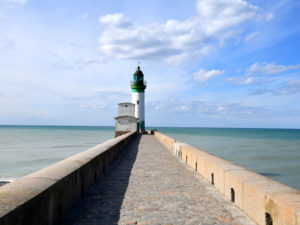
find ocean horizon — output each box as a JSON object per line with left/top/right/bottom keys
{"left": 0, "top": 125, "right": 299, "bottom": 190}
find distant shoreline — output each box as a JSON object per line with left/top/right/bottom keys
{"left": 0, "top": 125, "right": 300, "bottom": 130}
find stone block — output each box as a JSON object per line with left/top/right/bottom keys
{"left": 224, "top": 169, "right": 259, "bottom": 211}
{"left": 243, "top": 177, "right": 295, "bottom": 225}
{"left": 203, "top": 156, "right": 244, "bottom": 194}
{"left": 180, "top": 145, "right": 211, "bottom": 177}
{"left": 266, "top": 191, "right": 300, "bottom": 225}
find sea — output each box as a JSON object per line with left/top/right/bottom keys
{"left": 0, "top": 125, "right": 299, "bottom": 190}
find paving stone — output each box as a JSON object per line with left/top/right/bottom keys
{"left": 62, "top": 135, "right": 255, "bottom": 225}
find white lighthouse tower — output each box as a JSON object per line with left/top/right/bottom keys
{"left": 131, "top": 66, "right": 147, "bottom": 131}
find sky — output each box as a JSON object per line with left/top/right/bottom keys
{"left": 0, "top": 0, "right": 300, "bottom": 128}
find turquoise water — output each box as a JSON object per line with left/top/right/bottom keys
{"left": 0, "top": 126, "right": 114, "bottom": 180}
{"left": 153, "top": 127, "right": 300, "bottom": 190}
{"left": 0, "top": 126, "right": 299, "bottom": 190}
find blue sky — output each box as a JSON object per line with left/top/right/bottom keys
{"left": 0, "top": 0, "right": 299, "bottom": 128}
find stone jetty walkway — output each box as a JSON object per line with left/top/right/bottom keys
{"left": 62, "top": 135, "right": 255, "bottom": 225}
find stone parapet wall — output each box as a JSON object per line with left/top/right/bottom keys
{"left": 154, "top": 131, "right": 300, "bottom": 225}
{"left": 115, "top": 130, "right": 131, "bottom": 137}
{"left": 0, "top": 131, "right": 136, "bottom": 225}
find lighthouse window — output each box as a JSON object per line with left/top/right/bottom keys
{"left": 137, "top": 100, "right": 139, "bottom": 105}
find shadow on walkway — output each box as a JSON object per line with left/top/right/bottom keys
{"left": 61, "top": 135, "right": 141, "bottom": 225}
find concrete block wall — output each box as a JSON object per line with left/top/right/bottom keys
{"left": 0, "top": 131, "right": 136, "bottom": 225}
{"left": 118, "top": 103, "right": 135, "bottom": 117}
{"left": 115, "top": 116, "right": 138, "bottom": 136}
{"left": 154, "top": 131, "right": 300, "bottom": 225}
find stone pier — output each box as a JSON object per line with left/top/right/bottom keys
{"left": 62, "top": 135, "right": 255, "bottom": 225}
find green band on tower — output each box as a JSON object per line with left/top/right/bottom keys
{"left": 131, "top": 85, "right": 146, "bottom": 92}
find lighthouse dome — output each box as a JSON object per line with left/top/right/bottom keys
{"left": 134, "top": 66, "right": 144, "bottom": 77}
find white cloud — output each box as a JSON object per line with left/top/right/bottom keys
{"left": 228, "top": 62, "right": 300, "bottom": 86}
{"left": 52, "top": 55, "right": 104, "bottom": 70}
{"left": 165, "top": 53, "right": 190, "bottom": 66}
{"left": 265, "top": 13, "right": 274, "bottom": 21}
{"left": 281, "top": 80, "right": 300, "bottom": 95}
{"left": 99, "top": 13, "right": 132, "bottom": 28}
{"left": 245, "top": 31, "right": 259, "bottom": 42}
{"left": 217, "top": 106, "right": 227, "bottom": 112}
{"left": 251, "top": 80, "right": 300, "bottom": 95}
{"left": 80, "top": 104, "right": 107, "bottom": 110}
{"left": 148, "top": 99, "right": 275, "bottom": 119}
{"left": 246, "top": 62, "right": 300, "bottom": 75}
{"left": 196, "top": 0, "right": 258, "bottom": 35}
{"left": 218, "top": 30, "right": 243, "bottom": 46}
{"left": 98, "top": 0, "right": 260, "bottom": 64}
{"left": 65, "top": 91, "right": 130, "bottom": 112}
{"left": 2, "top": 0, "right": 27, "bottom": 5}
{"left": 165, "top": 46, "right": 214, "bottom": 66}
{"left": 174, "top": 105, "right": 189, "bottom": 112}
{"left": 194, "top": 69, "right": 224, "bottom": 83}
{"left": 226, "top": 76, "right": 256, "bottom": 85}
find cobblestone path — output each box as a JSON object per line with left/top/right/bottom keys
{"left": 62, "top": 135, "right": 255, "bottom": 225}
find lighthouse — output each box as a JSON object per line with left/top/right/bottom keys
{"left": 131, "top": 66, "right": 147, "bottom": 131}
